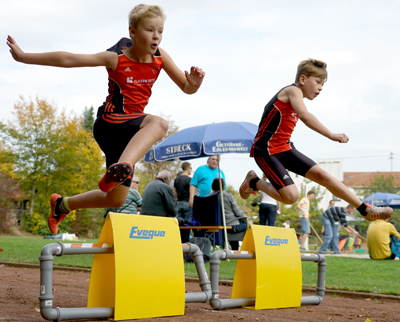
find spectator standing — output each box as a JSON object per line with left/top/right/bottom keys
{"left": 259, "top": 175, "right": 280, "bottom": 226}
{"left": 296, "top": 190, "right": 315, "bottom": 250}
{"left": 174, "top": 162, "right": 193, "bottom": 221}
{"left": 141, "top": 170, "right": 177, "bottom": 217}
{"left": 319, "top": 205, "right": 357, "bottom": 254}
{"left": 367, "top": 218, "right": 400, "bottom": 260}
{"left": 189, "top": 155, "right": 225, "bottom": 207}
{"left": 321, "top": 200, "right": 337, "bottom": 251}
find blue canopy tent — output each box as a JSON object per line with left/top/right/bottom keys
{"left": 144, "top": 121, "right": 258, "bottom": 249}
{"left": 362, "top": 192, "right": 400, "bottom": 209}
{"left": 145, "top": 121, "right": 257, "bottom": 162}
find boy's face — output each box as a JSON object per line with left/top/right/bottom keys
{"left": 130, "top": 16, "right": 164, "bottom": 54}
{"left": 300, "top": 75, "right": 324, "bottom": 101}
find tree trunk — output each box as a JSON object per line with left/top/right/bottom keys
{"left": 29, "top": 180, "right": 35, "bottom": 217}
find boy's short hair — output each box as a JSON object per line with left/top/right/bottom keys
{"left": 295, "top": 58, "right": 328, "bottom": 83}
{"left": 182, "top": 162, "right": 191, "bottom": 171}
{"left": 212, "top": 178, "right": 225, "bottom": 192}
{"left": 307, "top": 190, "right": 315, "bottom": 196}
{"left": 129, "top": 4, "right": 166, "bottom": 28}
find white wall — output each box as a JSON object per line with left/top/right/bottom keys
{"left": 288, "top": 159, "right": 357, "bottom": 211}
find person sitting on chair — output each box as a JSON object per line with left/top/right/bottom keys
{"left": 210, "top": 178, "right": 249, "bottom": 250}
{"left": 141, "top": 170, "right": 177, "bottom": 217}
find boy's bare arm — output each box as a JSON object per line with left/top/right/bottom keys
{"left": 7, "top": 35, "right": 118, "bottom": 70}
{"left": 287, "top": 87, "right": 349, "bottom": 143}
{"left": 158, "top": 48, "right": 205, "bottom": 94}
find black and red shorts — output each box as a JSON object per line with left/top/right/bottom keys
{"left": 254, "top": 144, "right": 316, "bottom": 191}
{"left": 93, "top": 114, "right": 147, "bottom": 186}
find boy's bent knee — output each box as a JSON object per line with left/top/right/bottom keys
{"left": 109, "top": 199, "right": 125, "bottom": 208}
{"left": 158, "top": 118, "right": 169, "bottom": 135}
{"left": 279, "top": 187, "right": 299, "bottom": 204}
{"left": 106, "top": 192, "right": 127, "bottom": 208}
{"left": 281, "top": 195, "right": 299, "bottom": 204}
{"left": 143, "top": 115, "right": 168, "bottom": 137}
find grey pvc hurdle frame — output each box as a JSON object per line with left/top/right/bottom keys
{"left": 39, "top": 242, "right": 211, "bottom": 322}
{"left": 209, "top": 250, "right": 327, "bottom": 310}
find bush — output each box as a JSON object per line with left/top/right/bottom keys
{"left": 69, "top": 208, "right": 105, "bottom": 239}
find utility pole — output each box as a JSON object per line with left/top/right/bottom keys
{"left": 389, "top": 152, "right": 393, "bottom": 171}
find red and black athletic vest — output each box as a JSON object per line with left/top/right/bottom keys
{"left": 97, "top": 38, "right": 163, "bottom": 123}
{"left": 251, "top": 84, "right": 299, "bottom": 156}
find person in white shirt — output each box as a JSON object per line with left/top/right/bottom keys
{"left": 259, "top": 174, "right": 281, "bottom": 226}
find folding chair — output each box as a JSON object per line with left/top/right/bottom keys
{"left": 192, "top": 193, "right": 224, "bottom": 247}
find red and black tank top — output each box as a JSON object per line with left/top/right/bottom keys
{"left": 251, "top": 84, "right": 299, "bottom": 156}
{"left": 97, "top": 38, "right": 163, "bottom": 123}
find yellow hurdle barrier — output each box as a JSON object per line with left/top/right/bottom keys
{"left": 209, "top": 224, "right": 326, "bottom": 310}
{"left": 87, "top": 212, "right": 185, "bottom": 320}
{"left": 232, "top": 225, "right": 302, "bottom": 309}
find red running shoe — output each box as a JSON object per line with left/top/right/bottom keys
{"left": 98, "top": 162, "right": 133, "bottom": 193}
{"left": 363, "top": 203, "right": 393, "bottom": 221}
{"left": 239, "top": 170, "right": 258, "bottom": 199}
{"left": 48, "top": 193, "right": 69, "bottom": 234}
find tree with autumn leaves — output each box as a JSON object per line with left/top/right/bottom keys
{"left": 0, "top": 97, "right": 104, "bottom": 235}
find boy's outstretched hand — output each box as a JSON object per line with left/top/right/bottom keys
{"left": 332, "top": 133, "right": 349, "bottom": 143}
{"left": 185, "top": 66, "right": 206, "bottom": 88}
{"left": 7, "top": 35, "right": 25, "bottom": 62}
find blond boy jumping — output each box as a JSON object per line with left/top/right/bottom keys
{"left": 240, "top": 59, "right": 392, "bottom": 222}
{"left": 7, "top": 4, "right": 205, "bottom": 234}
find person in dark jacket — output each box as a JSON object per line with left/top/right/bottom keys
{"left": 141, "top": 170, "right": 177, "bottom": 217}
{"left": 319, "top": 204, "right": 358, "bottom": 254}
{"left": 210, "top": 178, "right": 249, "bottom": 250}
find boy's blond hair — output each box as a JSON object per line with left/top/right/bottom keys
{"left": 129, "top": 4, "right": 166, "bottom": 28}
{"left": 295, "top": 58, "right": 327, "bottom": 83}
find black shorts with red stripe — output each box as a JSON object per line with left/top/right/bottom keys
{"left": 93, "top": 114, "right": 147, "bottom": 186}
{"left": 254, "top": 143, "right": 316, "bottom": 191}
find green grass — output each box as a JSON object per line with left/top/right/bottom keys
{"left": 0, "top": 236, "right": 98, "bottom": 268}
{"left": 1, "top": 237, "right": 400, "bottom": 295}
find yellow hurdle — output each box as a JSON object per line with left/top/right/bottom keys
{"left": 87, "top": 212, "right": 185, "bottom": 320}
{"left": 231, "top": 225, "right": 302, "bottom": 309}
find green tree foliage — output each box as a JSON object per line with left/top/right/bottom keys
{"left": 0, "top": 97, "right": 104, "bottom": 236}
{"left": 362, "top": 173, "right": 399, "bottom": 197}
{"left": 0, "top": 141, "right": 17, "bottom": 177}
{"left": 82, "top": 106, "right": 95, "bottom": 132}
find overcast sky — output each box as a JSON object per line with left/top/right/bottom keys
{"left": 2, "top": 0, "right": 400, "bottom": 189}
